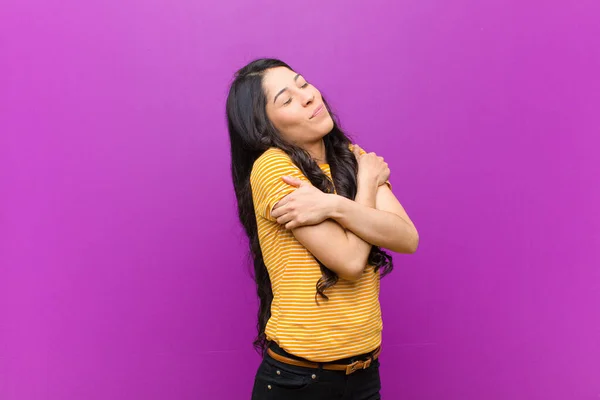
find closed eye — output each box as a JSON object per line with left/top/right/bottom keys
{"left": 281, "top": 81, "right": 309, "bottom": 106}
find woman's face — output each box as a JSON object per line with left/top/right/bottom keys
{"left": 263, "top": 67, "right": 334, "bottom": 147}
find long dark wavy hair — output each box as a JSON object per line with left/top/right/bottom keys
{"left": 226, "top": 58, "right": 393, "bottom": 353}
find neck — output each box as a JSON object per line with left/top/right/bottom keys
{"left": 304, "top": 139, "right": 327, "bottom": 165}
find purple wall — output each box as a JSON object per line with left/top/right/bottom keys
{"left": 1, "top": 0, "right": 599, "bottom": 399}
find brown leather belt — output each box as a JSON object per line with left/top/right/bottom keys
{"left": 267, "top": 347, "right": 381, "bottom": 375}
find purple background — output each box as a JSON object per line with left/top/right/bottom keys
{"left": 1, "top": 0, "right": 599, "bottom": 399}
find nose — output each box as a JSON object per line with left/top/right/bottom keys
{"left": 301, "top": 90, "right": 315, "bottom": 107}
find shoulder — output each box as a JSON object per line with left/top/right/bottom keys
{"left": 254, "top": 148, "right": 292, "bottom": 167}
{"left": 349, "top": 143, "right": 367, "bottom": 156}
{"left": 250, "top": 148, "right": 296, "bottom": 183}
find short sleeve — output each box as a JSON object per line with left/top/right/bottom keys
{"left": 250, "top": 149, "right": 310, "bottom": 221}
{"left": 349, "top": 143, "right": 393, "bottom": 190}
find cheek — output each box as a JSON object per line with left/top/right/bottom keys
{"left": 271, "top": 108, "right": 304, "bottom": 131}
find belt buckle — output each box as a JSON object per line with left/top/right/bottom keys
{"left": 345, "top": 358, "right": 372, "bottom": 375}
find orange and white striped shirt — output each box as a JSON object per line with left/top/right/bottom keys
{"left": 250, "top": 147, "right": 382, "bottom": 362}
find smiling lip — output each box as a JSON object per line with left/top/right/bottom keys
{"left": 310, "top": 104, "right": 325, "bottom": 119}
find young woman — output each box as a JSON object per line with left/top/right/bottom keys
{"left": 226, "top": 58, "right": 419, "bottom": 400}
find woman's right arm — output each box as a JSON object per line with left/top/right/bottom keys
{"left": 251, "top": 149, "right": 377, "bottom": 281}
{"left": 291, "top": 176, "right": 378, "bottom": 281}
{"left": 270, "top": 146, "right": 418, "bottom": 254}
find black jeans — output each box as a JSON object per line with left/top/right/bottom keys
{"left": 251, "top": 343, "right": 381, "bottom": 400}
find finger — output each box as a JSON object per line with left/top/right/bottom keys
{"left": 282, "top": 175, "right": 303, "bottom": 187}
{"left": 285, "top": 221, "right": 297, "bottom": 230}
{"left": 384, "top": 167, "right": 391, "bottom": 182}
{"left": 276, "top": 213, "right": 294, "bottom": 226}
{"left": 273, "top": 195, "right": 291, "bottom": 210}
{"left": 272, "top": 200, "right": 281, "bottom": 211}
{"left": 271, "top": 205, "right": 287, "bottom": 218}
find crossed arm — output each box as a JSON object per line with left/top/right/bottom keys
{"left": 271, "top": 171, "right": 419, "bottom": 281}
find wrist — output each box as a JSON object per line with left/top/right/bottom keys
{"left": 357, "top": 173, "right": 377, "bottom": 189}
{"left": 357, "top": 176, "right": 378, "bottom": 197}
{"left": 327, "top": 194, "right": 344, "bottom": 221}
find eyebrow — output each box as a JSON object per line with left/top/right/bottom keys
{"left": 273, "top": 74, "right": 302, "bottom": 104}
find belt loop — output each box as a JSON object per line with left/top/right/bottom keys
{"left": 315, "top": 362, "right": 323, "bottom": 382}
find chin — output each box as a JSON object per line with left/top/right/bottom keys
{"left": 322, "top": 115, "right": 335, "bottom": 133}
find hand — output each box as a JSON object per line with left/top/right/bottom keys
{"left": 353, "top": 145, "right": 390, "bottom": 187}
{"left": 271, "top": 176, "right": 335, "bottom": 229}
